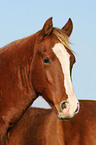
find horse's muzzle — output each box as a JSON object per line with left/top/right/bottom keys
{"left": 56, "top": 101, "right": 80, "bottom": 120}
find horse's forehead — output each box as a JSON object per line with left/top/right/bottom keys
{"left": 52, "top": 43, "right": 70, "bottom": 61}
{"left": 41, "top": 35, "right": 59, "bottom": 49}
{"left": 39, "top": 36, "right": 74, "bottom": 60}
{"left": 52, "top": 43, "right": 75, "bottom": 62}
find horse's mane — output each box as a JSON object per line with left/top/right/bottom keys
{"left": 0, "top": 33, "right": 35, "bottom": 51}
{"left": 1, "top": 28, "right": 73, "bottom": 54}
{"left": 53, "top": 27, "right": 73, "bottom": 53}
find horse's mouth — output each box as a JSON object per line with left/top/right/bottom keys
{"left": 54, "top": 103, "right": 80, "bottom": 120}
{"left": 57, "top": 112, "right": 74, "bottom": 120}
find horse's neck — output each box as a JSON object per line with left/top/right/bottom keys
{"left": 44, "top": 112, "right": 65, "bottom": 145}
{"left": 1, "top": 33, "right": 37, "bottom": 103}
{"left": 1, "top": 33, "right": 37, "bottom": 60}
{"left": 14, "top": 34, "right": 37, "bottom": 98}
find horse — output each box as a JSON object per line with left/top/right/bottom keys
{"left": 0, "top": 17, "right": 79, "bottom": 144}
{"left": 6, "top": 100, "right": 96, "bottom": 145}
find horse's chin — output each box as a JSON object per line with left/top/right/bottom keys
{"left": 57, "top": 113, "right": 74, "bottom": 120}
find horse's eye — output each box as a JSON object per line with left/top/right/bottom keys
{"left": 43, "top": 57, "right": 51, "bottom": 64}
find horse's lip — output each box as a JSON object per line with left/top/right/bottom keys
{"left": 54, "top": 106, "right": 73, "bottom": 120}
{"left": 57, "top": 115, "right": 71, "bottom": 120}
{"left": 57, "top": 112, "right": 75, "bottom": 120}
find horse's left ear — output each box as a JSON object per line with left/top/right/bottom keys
{"left": 62, "top": 18, "right": 73, "bottom": 37}
{"left": 39, "top": 17, "right": 53, "bottom": 39}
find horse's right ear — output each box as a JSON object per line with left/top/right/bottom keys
{"left": 39, "top": 17, "right": 53, "bottom": 40}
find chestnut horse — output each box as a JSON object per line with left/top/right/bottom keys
{"left": 6, "top": 100, "right": 96, "bottom": 145}
{"left": 0, "top": 17, "right": 79, "bottom": 144}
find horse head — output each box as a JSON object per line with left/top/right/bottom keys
{"left": 30, "top": 17, "right": 79, "bottom": 120}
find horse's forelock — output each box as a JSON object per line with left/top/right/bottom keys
{"left": 53, "top": 28, "right": 74, "bottom": 54}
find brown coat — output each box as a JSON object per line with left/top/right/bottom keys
{"left": 6, "top": 100, "right": 96, "bottom": 145}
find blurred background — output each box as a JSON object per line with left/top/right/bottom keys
{"left": 0, "top": 0, "right": 96, "bottom": 108}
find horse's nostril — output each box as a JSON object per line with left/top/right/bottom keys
{"left": 61, "top": 101, "right": 68, "bottom": 110}
{"left": 75, "top": 103, "right": 80, "bottom": 114}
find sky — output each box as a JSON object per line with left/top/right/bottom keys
{"left": 0, "top": 0, "right": 96, "bottom": 108}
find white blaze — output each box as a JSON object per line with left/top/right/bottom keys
{"left": 52, "top": 43, "right": 78, "bottom": 117}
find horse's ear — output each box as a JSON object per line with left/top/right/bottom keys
{"left": 39, "top": 17, "right": 53, "bottom": 39}
{"left": 62, "top": 18, "right": 73, "bottom": 37}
